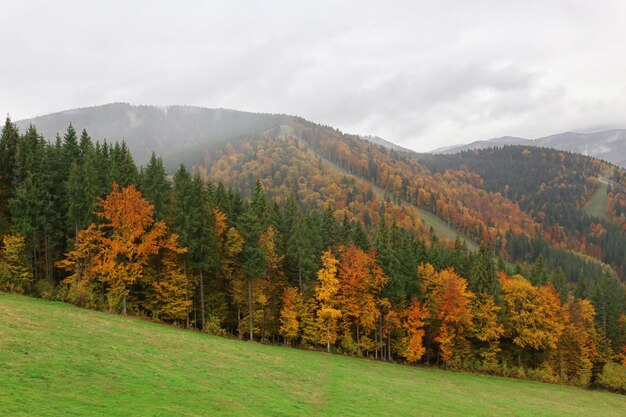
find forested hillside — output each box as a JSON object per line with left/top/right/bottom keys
{"left": 0, "top": 115, "right": 625, "bottom": 391}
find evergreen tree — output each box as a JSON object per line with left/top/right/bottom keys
{"left": 286, "top": 211, "right": 317, "bottom": 294}
{"left": 0, "top": 117, "right": 20, "bottom": 235}
{"left": 550, "top": 267, "right": 568, "bottom": 302}
{"left": 140, "top": 153, "right": 171, "bottom": 222}
{"left": 78, "top": 129, "right": 92, "bottom": 163}
{"left": 530, "top": 255, "right": 549, "bottom": 286}
{"left": 321, "top": 205, "right": 339, "bottom": 250}
{"left": 351, "top": 221, "right": 370, "bottom": 251}
{"left": 109, "top": 142, "right": 138, "bottom": 187}
{"left": 62, "top": 123, "right": 80, "bottom": 170}
{"left": 237, "top": 201, "right": 267, "bottom": 340}
{"left": 469, "top": 245, "right": 501, "bottom": 301}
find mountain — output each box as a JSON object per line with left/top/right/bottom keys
{"left": 4, "top": 104, "right": 626, "bottom": 385}
{"left": 16, "top": 103, "right": 296, "bottom": 165}
{"left": 12, "top": 104, "right": 626, "bottom": 282}
{"left": 431, "top": 130, "right": 626, "bottom": 168}
{"left": 358, "top": 135, "right": 413, "bottom": 153}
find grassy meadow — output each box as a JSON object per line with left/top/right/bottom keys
{"left": 1, "top": 294, "right": 624, "bottom": 417}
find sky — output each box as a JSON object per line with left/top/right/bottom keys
{"left": 2, "top": 0, "right": 626, "bottom": 152}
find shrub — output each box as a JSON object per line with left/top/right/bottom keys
{"left": 597, "top": 362, "right": 626, "bottom": 393}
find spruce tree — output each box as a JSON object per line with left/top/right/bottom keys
{"left": 140, "top": 153, "right": 171, "bottom": 222}
{"left": 469, "top": 245, "right": 501, "bottom": 301}
{"left": 237, "top": 201, "right": 267, "bottom": 340}
{"left": 62, "top": 123, "right": 80, "bottom": 169}
{"left": 0, "top": 117, "right": 20, "bottom": 235}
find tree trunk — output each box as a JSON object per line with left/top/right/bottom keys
{"left": 327, "top": 323, "right": 331, "bottom": 353}
{"left": 183, "top": 259, "right": 189, "bottom": 329}
{"left": 237, "top": 307, "right": 241, "bottom": 337}
{"left": 75, "top": 222, "right": 81, "bottom": 283}
{"left": 122, "top": 295, "right": 127, "bottom": 315}
{"left": 199, "top": 269, "right": 206, "bottom": 330}
{"left": 374, "top": 326, "right": 378, "bottom": 359}
{"left": 298, "top": 267, "right": 303, "bottom": 295}
{"left": 248, "top": 278, "right": 253, "bottom": 341}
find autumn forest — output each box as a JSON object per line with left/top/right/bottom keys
{"left": 1, "top": 116, "right": 625, "bottom": 394}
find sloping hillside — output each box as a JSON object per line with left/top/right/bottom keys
{"left": 12, "top": 105, "right": 626, "bottom": 276}
{"left": 1, "top": 294, "right": 625, "bottom": 417}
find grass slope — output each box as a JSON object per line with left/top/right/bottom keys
{"left": 583, "top": 180, "right": 608, "bottom": 219}
{"left": 1, "top": 294, "right": 624, "bottom": 417}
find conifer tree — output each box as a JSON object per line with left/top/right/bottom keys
{"left": 140, "top": 153, "right": 171, "bottom": 222}
{"left": 62, "top": 123, "right": 80, "bottom": 169}
{"left": 0, "top": 117, "right": 20, "bottom": 235}
{"left": 469, "top": 245, "right": 501, "bottom": 301}
{"left": 237, "top": 202, "right": 267, "bottom": 340}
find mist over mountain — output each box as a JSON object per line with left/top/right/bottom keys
{"left": 432, "top": 130, "right": 626, "bottom": 168}
{"left": 15, "top": 103, "right": 296, "bottom": 165}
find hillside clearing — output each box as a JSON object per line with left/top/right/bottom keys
{"left": 583, "top": 180, "right": 608, "bottom": 219}
{"left": 1, "top": 294, "right": 624, "bottom": 417}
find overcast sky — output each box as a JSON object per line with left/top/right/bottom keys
{"left": 2, "top": 1, "right": 626, "bottom": 151}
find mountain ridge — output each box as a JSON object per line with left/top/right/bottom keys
{"left": 432, "top": 130, "right": 626, "bottom": 168}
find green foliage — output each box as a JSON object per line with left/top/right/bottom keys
{"left": 469, "top": 245, "right": 501, "bottom": 300}
{"left": 139, "top": 153, "right": 171, "bottom": 222}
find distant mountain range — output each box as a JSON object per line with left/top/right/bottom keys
{"left": 431, "top": 130, "right": 626, "bottom": 168}
{"left": 18, "top": 103, "right": 626, "bottom": 169}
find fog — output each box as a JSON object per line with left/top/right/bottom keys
{"left": 2, "top": 0, "right": 625, "bottom": 151}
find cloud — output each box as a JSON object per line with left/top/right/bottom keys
{"left": 2, "top": 0, "right": 626, "bottom": 151}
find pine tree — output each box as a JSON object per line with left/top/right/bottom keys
{"left": 62, "top": 123, "right": 80, "bottom": 169}
{"left": 140, "top": 153, "right": 171, "bottom": 222}
{"left": 237, "top": 202, "right": 267, "bottom": 340}
{"left": 0, "top": 117, "right": 20, "bottom": 235}
{"left": 109, "top": 142, "right": 138, "bottom": 187}
{"left": 78, "top": 129, "right": 92, "bottom": 164}
{"left": 530, "top": 255, "right": 549, "bottom": 286}
{"left": 469, "top": 245, "right": 501, "bottom": 301}
{"left": 170, "top": 164, "right": 200, "bottom": 327}
{"left": 286, "top": 211, "right": 317, "bottom": 294}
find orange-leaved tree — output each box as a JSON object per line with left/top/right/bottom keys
{"left": 435, "top": 269, "right": 474, "bottom": 367}
{"left": 402, "top": 299, "right": 429, "bottom": 362}
{"left": 337, "top": 244, "right": 389, "bottom": 352}
{"left": 59, "top": 183, "right": 185, "bottom": 314}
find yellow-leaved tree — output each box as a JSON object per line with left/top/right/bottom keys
{"left": 316, "top": 250, "right": 342, "bottom": 352}
{"left": 0, "top": 234, "right": 32, "bottom": 294}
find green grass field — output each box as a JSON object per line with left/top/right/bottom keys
{"left": 583, "top": 180, "right": 608, "bottom": 219}
{"left": 1, "top": 294, "right": 624, "bottom": 417}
